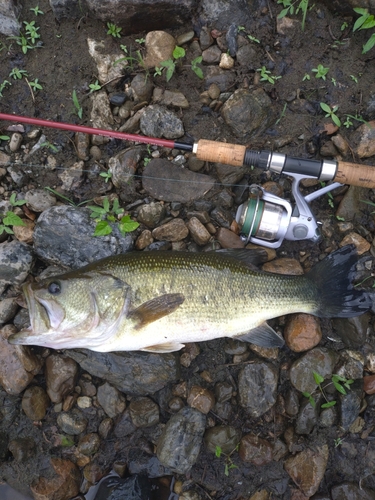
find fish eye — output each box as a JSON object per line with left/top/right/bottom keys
{"left": 48, "top": 281, "right": 61, "bottom": 295}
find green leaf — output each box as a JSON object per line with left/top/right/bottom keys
{"left": 94, "top": 220, "right": 112, "bottom": 236}
{"left": 363, "top": 33, "right": 375, "bottom": 53}
{"left": 353, "top": 7, "right": 368, "bottom": 15}
{"left": 173, "top": 46, "right": 185, "bottom": 59}
{"left": 321, "top": 401, "right": 336, "bottom": 408}
{"left": 215, "top": 445, "right": 222, "bottom": 458}
{"left": 353, "top": 13, "right": 368, "bottom": 32}
{"left": 87, "top": 205, "right": 106, "bottom": 216}
{"left": 224, "top": 463, "right": 229, "bottom": 476}
{"left": 119, "top": 215, "right": 139, "bottom": 234}
{"left": 9, "top": 193, "right": 26, "bottom": 206}
{"left": 361, "top": 15, "right": 375, "bottom": 30}
{"left": 3, "top": 211, "right": 25, "bottom": 227}
{"left": 313, "top": 371, "right": 324, "bottom": 385}
{"left": 332, "top": 114, "right": 341, "bottom": 127}
{"left": 103, "top": 197, "right": 110, "bottom": 213}
{"left": 278, "top": 7, "right": 290, "bottom": 18}
{"left": 59, "top": 435, "right": 75, "bottom": 447}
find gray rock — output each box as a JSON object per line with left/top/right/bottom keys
{"left": 58, "top": 161, "right": 85, "bottom": 191}
{"left": 238, "top": 361, "right": 278, "bottom": 417}
{"left": 199, "top": 0, "right": 254, "bottom": 30}
{"left": 204, "top": 425, "right": 241, "bottom": 454}
{"left": 90, "top": 91, "right": 114, "bottom": 145}
{"left": 33, "top": 205, "right": 133, "bottom": 268}
{"left": 295, "top": 397, "right": 320, "bottom": 434}
{"left": 57, "top": 409, "right": 88, "bottom": 435}
{"left": 226, "top": 23, "right": 238, "bottom": 57}
{"left": 204, "top": 66, "right": 236, "bottom": 92}
{"left": 129, "top": 397, "right": 159, "bottom": 427}
{"left": 221, "top": 88, "right": 276, "bottom": 139}
{"left": 143, "top": 159, "right": 215, "bottom": 202}
{"left": 64, "top": 349, "right": 180, "bottom": 396}
{"left": 236, "top": 43, "right": 258, "bottom": 68}
{"left": 131, "top": 73, "right": 154, "bottom": 102}
{"left": 202, "top": 45, "right": 222, "bottom": 64}
{"left": 336, "top": 186, "right": 368, "bottom": 222}
{"left": 0, "top": 0, "right": 21, "bottom": 36}
{"left": 25, "top": 189, "right": 57, "bottom": 213}
{"left": 0, "top": 297, "right": 18, "bottom": 324}
{"left": 140, "top": 105, "right": 184, "bottom": 139}
{"left": 332, "top": 314, "right": 370, "bottom": 348}
{"left": 108, "top": 146, "right": 144, "bottom": 201}
{"left": 0, "top": 240, "right": 34, "bottom": 294}
{"left": 339, "top": 380, "right": 363, "bottom": 431}
{"left": 331, "top": 482, "right": 375, "bottom": 500}
{"left": 137, "top": 202, "right": 166, "bottom": 228}
{"left": 157, "top": 407, "right": 206, "bottom": 473}
{"left": 289, "top": 347, "right": 338, "bottom": 394}
{"left": 97, "top": 382, "right": 126, "bottom": 418}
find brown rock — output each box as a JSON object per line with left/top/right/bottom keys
{"left": 187, "top": 385, "right": 215, "bottom": 414}
{"left": 31, "top": 458, "right": 80, "bottom": 500}
{"left": 262, "top": 258, "right": 304, "bottom": 275}
{"left": 12, "top": 219, "right": 35, "bottom": 244}
{"left": 75, "top": 132, "right": 90, "bottom": 160}
{"left": 339, "top": 232, "right": 371, "bottom": 255}
{"left": 187, "top": 217, "right": 211, "bottom": 245}
{"left": 22, "top": 386, "right": 50, "bottom": 421}
{"left": 351, "top": 120, "right": 375, "bottom": 158}
{"left": 216, "top": 227, "right": 245, "bottom": 248}
{"left": 143, "top": 31, "right": 176, "bottom": 69}
{"left": 152, "top": 218, "right": 189, "bottom": 241}
{"left": 135, "top": 229, "right": 154, "bottom": 249}
{"left": 284, "top": 445, "right": 329, "bottom": 496}
{"left": 249, "top": 491, "right": 270, "bottom": 500}
{"left": 239, "top": 434, "right": 273, "bottom": 465}
{"left": 45, "top": 354, "right": 79, "bottom": 403}
{"left": 364, "top": 374, "right": 375, "bottom": 394}
{"left": 284, "top": 314, "right": 322, "bottom": 352}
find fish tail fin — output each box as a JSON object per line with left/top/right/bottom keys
{"left": 308, "top": 244, "right": 371, "bottom": 318}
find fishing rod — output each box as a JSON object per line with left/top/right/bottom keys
{"left": 0, "top": 112, "right": 375, "bottom": 189}
{"left": 0, "top": 112, "right": 374, "bottom": 248}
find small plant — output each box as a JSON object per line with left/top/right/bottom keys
{"left": 350, "top": 74, "right": 359, "bottom": 83}
{"left": 106, "top": 22, "right": 122, "bottom": 38}
{"left": 215, "top": 445, "right": 239, "bottom": 477}
{"left": 343, "top": 113, "right": 369, "bottom": 129}
{"left": 23, "top": 20, "right": 40, "bottom": 44}
{"left": 99, "top": 169, "right": 112, "bottom": 183}
{"left": 0, "top": 193, "right": 27, "bottom": 236}
{"left": 302, "top": 371, "right": 354, "bottom": 409}
{"left": 88, "top": 197, "right": 139, "bottom": 237}
{"left": 277, "top": 0, "right": 310, "bottom": 31}
{"left": 256, "top": 66, "right": 282, "bottom": 84}
{"left": 30, "top": 5, "right": 44, "bottom": 15}
{"left": 89, "top": 79, "right": 101, "bottom": 92}
{"left": 334, "top": 437, "right": 344, "bottom": 447}
{"left": 247, "top": 34, "right": 260, "bottom": 43}
{"left": 331, "top": 77, "right": 337, "bottom": 86}
{"left": 135, "top": 37, "right": 145, "bottom": 44}
{"left": 302, "top": 72, "right": 310, "bottom": 81}
{"left": 320, "top": 182, "right": 335, "bottom": 208}
{"left": 28, "top": 78, "right": 43, "bottom": 91}
{"left": 154, "top": 45, "right": 185, "bottom": 82}
{"left": 312, "top": 64, "right": 329, "bottom": 80}
{"left": 0, "top": 80, "right": 11, "bottom": 97}
{"left": 120, "top": 44, "right": 128, "bottom": 53}
{"left": 191, "top": 56, "right": 204, "bottom": 79}
{"left": 72, "top": 90, "right": 83, "bottom": 119}
{"left": 320, "top": 102, "right": 341, "bottom": 127}
{"left": 40, "top": 141, "right": 59, "bottom": 153}
{"left": 353, "top": 7, "right": 375, "bottom": 53}
{"left": 9, "top": 68, "right": 28, "bottom": 80}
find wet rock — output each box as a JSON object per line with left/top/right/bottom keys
{"left": 97, "top": 382, "right": 126, "bottom": 418}
{"left": 109, "top": 92, "right": 126, "bottom": 106}
{"left": 108, "top": 146, "right": 143, "bottom": 199}
{"left": 77, "top": 433, "right": 101, "bottom": 456}
{"left": 364, "top": 374, "right": 375, "bottom": 394}
{"left": 295, "top": 397, "right": 320, "bottom": 434}
{"left": 137, "top": 202, "right": 166, "bottom": 228}
{"left": 262, "top": 257, "right": 304, "bottom": 275}
{"left": 143, "top": 30, "right": 176, "bottom": 68}
{"left": 157, "top": 407, "right": 206, "bottom": 473}
{"left": 215, "top": 381, "right": 233, "bottom": 403}
{"left": 0, "top": 297, "right": 18, "bottom": 324}
{"left": 152, "top": 218, "right": 189, "bottom": 241}
{"left": 187, "top": 385, "right": 215, "bottom": 414}
{"left": 119, "top": 108, "right": 145, "bottom": 133}
{"left": 187, "top": 217, "right": 211, "bottom": 245}
{"left": 204, "top": 425, "right": 241, "bottom": 454}
{"left": 331, "top": 481, "right": 375, "bottom": 499}
{"left": 319, "top": 405, "right": 337, "bottom": 427}
{"left": 339, "top": 232, "right": 371, "bottom": 254}
{"left": 199, "top": 26, "right": 213, "bottom": 50}
{"left": 129, "top": 397, "right": 159, "bottom": 427}
{"left": 339, "top": 380, "right": 362, "bottom": 431}
{"left": 0, "top": 239, "right": 34, "bottom": 293}
{"left": 65, "top": 349, "right": 180, "bottom": 396}
{"left": 289, "top": 347, "right": 338, "bottom": 394}
{"left": 284, "top": 445, "right": 329, "bottom": 496}
{"left": 204, "top": 65, "right": 236, "bottom": 92}
{"left": 25, "top": 188, "right": 56, "bottom": 212}
{"left": 30, "top": 457, "right": 80, "bottom": 500}
{"left": 143, "top": 159, "right": 215, "bottom": 202}
{"left": 221, "top": 88, "right": 276, "bottom": 139}
{"left": 22, "top": 386, "right": 50, "bottom": 421}
{"left": 33, "top": 205, "right": 133, "bottom": 268}
{"left": 0, "top": 325, "right": 41, "bottom": 395}
{"left": 335, "top": 350, "right": 364, "bottom": 380}
{"left": 285, "top": 388, "right": 300, "bottom": 417}
{"left": 140, "top": 105, "right": 184, "bottom": 139}
{"left": 350, "top": 120, "right": 375, "bottom": 158}
{"left": 0, "top": 0, "right": 21, "bottom": 36}
{"left": 131, "top": 73, "right": 154, "bottom": 102}
{"left": 87, "top": 38, "right": 128, "bottom": 85}
{"left": 114, "top": 408, "right": 137, "bottom": 438}
{"left": 332, "top": 313, "right": 370, "bottom": 348}
{"left": 284, "top": 314, "right": 322, "bottom": 352}
{"left": 215, "top": 162, "right": 248, "bottom": 185}
{"left": 57, "top": 409, "right": 88, "bottom": 435}
{"left": 336, "top": 186, "right": 368, "bottom": 221}
{"left": 8, "top": 437, "right": 35, "bottom": 461}
{"left": 45, "top": 354, "right": 79, "bottom": 404}
{"left": 238, "top": 361, "right": 278, "bottom": 417}
{"left": 216, "top": 227, "right": 245, "bottom": 248}
{"left": 239, "top": 434, "right": 273, "bottom": 465}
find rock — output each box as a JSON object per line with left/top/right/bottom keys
{"left": 219, "top": 52, "right": 235, "bottom": 69}
{"left": 57, "top": 409, "right": 88, "bottom": 435}
{"left": 289, "top": 347, "right": 337, "bottom": 394}
{"left": 90, "top": 91, "right": 114, "bottom": 145}
{"left": 119, "top": 108, "right": 145, "bottom": 133}
{"left": 136, "top": 230, "right": 154, "bottom": 249}
{"left": 143, "top": 159, "right": 215, "bottom": 202}
{"left": 58, "top": 161, "right": 85, "bottom": 191}
{"left": 87, "top": 38, "right": 128, "bottom": 85}
{"left": 0, "top": 325, "right": 41, "bottom": 395}
{"left": 152, "top": 218, "right": 189, "bottom": 241}
{"left": 295, "top": 397, "right": 320, "bottom": 434}
{"left": 9, "top": 132, "right": 22, "bottom": 152}
{"left": 64, "top": 349, "right": 180, "bottom": 396}
{"left": 284, "top": 314, "right": 322, "bottom": 352}
{"left": 319, "top": 406, "right": 337, "bottom": 427}
{"left": 0, "top": 0, "right": 21, "bottom": 36}
{"left": 336, "top": 186, "right": 368, "bottom": 221}
{"left": 187, "top": 385, "right": 215, "bottom": 414}
{"left": 131, "top": 73, "right": 154, "bottom": 102}
{"left": 0, "top": 297, "right": 18, "bottom": 324}
{"left": 25, "top": 189, "right": 57, "bottom": 212}
{"left": 262, "top": 258, "right": 304, "bottom": 275}
{"left": 221, "top": 88, "right": 276, "bottom": 139}
{"left": 45, "top": 354, "right": 79, "bottom": 403}
{"left": 284, "top": 445, "right": 329, "bottom": 497}
{"left": 77, "top": 433, "right": 101, "bottom": 456}
{"left": 284, "top": 388, "right": 300, "bottom": 416}
{"left": 109, "top": 92, "right": 126, "bottom": 106}
{"left": 30, "top": 458, "right": 80, "bottom": 500}
{"left": 74, "top": 132, "right": 90, "bottom": 160}
{"left": 22, "top": 386, "right": 50, "bottom": 421}
{"left": 202, "top": 45, "right": 222, "bottom": 64}
{"left": 129, "top": 397, "right": 160, "bottom": 427}
{"left": 158, "top": 89, "right": 189, "bottom": 108}
{"left": 140, "top": 105, "right": 184, "bottom": 139}
{"left": 97, "top": 382, "right": 126, "bottom": 418}
{"left": 33, "top": 205, "right": 133, "bottom": 268}
{"left": 331, "top": 482, "right": 375, "bottom": 499}
{"left": 216, "top": 227, "right": 245, "bottom": 248}
{"left": 239, "top": 434, "right": 273, "bottom": 465}
{"left": 186, "top": 217, "right": 211, "bottom": 245}
{"left": 332, "top": 313, "right": 370, "bottom": 348}
{"left": 108, "top": 146, "right": 143, "bottom": 199}
{"left": 215, "top": 163, "right": 248, "bottom": 185}
{"left": 12, "top": 219, "right": 35, "bottom": 244}
{"left": 157, "top": 407, "right": 206, "bottom": 473}
{"left": 238, "top": 361, "right": 278, "bottom": 417}
{"left": 339, "top": 380, "right": 362, "bottom": 431}
{"left": 364, "top": 374, "right": 375, "bottom": 394}
{"left": 339, "top": 232, "right": 371, "bottom": 254}
{"left": 143, "top": 30, "right": 176, "bottom": 68}
{"left": 0, "top": 151, "right": 11, "bottom": 166}
{"left": 137, "top": 202, "right": 166, "bottom": 228}
{"left": 350, "top": 120, "right": 375, "bottom": 158}
{"left": 114, "top": 408, "right": 137, "bottom": 438}
{"left": 9, "top": 437, "right": 35, "bottom": 461}
{"left": 0, "top": 239, "right": 34, "bottom": 293}
{"left": 204, "top": 425, "right": 241, "bottom": 454}
{"left": 88, "top": 474, "right": 153, "bottom": 499}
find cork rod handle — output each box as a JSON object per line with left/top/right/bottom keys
{"left": 195, "top": 139, "right": 247, "bottom": 167}
{"left": 334, "top": 161, "right": 375, "bottom": 189}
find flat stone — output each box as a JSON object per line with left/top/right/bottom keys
{"left": 289, "top": 347, "right": 338, "bottom": 394}
{"left": 0, "top": 239, "right": 34, "bottom": 293}
{"left": 0, "top": 0, "right": 21, "bottom": 36}
{"left": 364, "top": 374, "right": 375, "bottom": 394}
{"left": 97, "top": 382, "right": 126, "bottom": 418}
{"left": 57, "top": 409, "right": 88, "bottom": 435}
{"left": 30, "top": 458, "right": 80, "bottom": 500}
{"left": 187, "top": 385, "right": 215, "bottom": 414}
{"left": 216, "top": 227, "right": 245, "bottom": 248}
{"left": 140, "top": 105, "right": 184, "bottom": 139}
{"left": 152, "top": 218, "right": 189, "bottom": 241}
{"left": 22, "top": 386, "right": 50, "bottom": 421}
{"left": 284, "top": 314, "right": 322, "bottom": 352}
{"left": 239, "top": 434, "right": 273, "bottom": 465}
{"left": 350, "top": 120, "right": 375, "bottom": 158}
{"left": 204, "top": 425, "right": 241, "bottom": 454}
{"left": 45, "top": 354, "right": 79, "bottom": 403}
{"left": 186, "top": 217, "right": 211, "bottom": 245}
{"left": 25, "top": 189, "right": 57, "bottom": 213}
{"left": 339, "top": 232, "right": 371, "bottom": 254}
{"left": 238, "top": 361, "right": 278, "bottom": 417}
{"left": 129, "top": 397, "right": 160, "bottom": 427}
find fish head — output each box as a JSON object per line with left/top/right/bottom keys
{"left": 9, "top": 271, "right": 130, "bottom": 349}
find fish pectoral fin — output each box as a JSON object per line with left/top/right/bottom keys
{"left": 140, "top": 341, "right": 186, "bottom": 353}
{"left": 236, "top": 322, "right": 285, "bottom": 348}
{"left": 129, "top": 293, "right": 185, "bottom": 330}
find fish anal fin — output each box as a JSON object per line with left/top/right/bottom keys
{"left": 141, "top": 341, "right": 185, "bottom": 353}
{"left": 236, "top": 322, "right": 284, "bottom": 348}
{"left": 129, "top": 293, "right": 185, "bottom": 330}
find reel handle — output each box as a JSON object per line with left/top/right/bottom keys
{"left": 335, "top": 161, "right": 375, "bottom": 189}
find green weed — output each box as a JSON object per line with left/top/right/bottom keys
{"left": 320, "top": 102, "right": 341, "bottom": 127}
{"left": 312, "top": 64, "right": 329, "bottom": 80}
{"left": 107, "top": 22, "right": 122, "bottom": 38}
{"left": 191, "top": 56, "right": 204, "bottom": 79}
{"left": 154, "top": 46, "right": 186, "bottom": 82}
{"left": 215, "top": 445, "right": 239, "bottom": 477}
{"left": 9, "top": 68, "right": 28, "bottom": 80}
{"left": 277, "top": 0, "right": 310, "bottom": 31}
{"left": 88, "top": 197, "right": 139, "bottom": 237}
{"left": 99, "top": 169, "right": 112, "bottom": 183}
{"left": 353, "top": 7, "right": 375, "bottom": 53}
{"left": 256, "top": 66, "right": 282, "bottom": 84}
{"left": 302, "top": 371, "right": 354, "bottom": 409}
{"left": 89, "top": 79, "right": 101, "bottom": 93}
{"left": 30, "top": 6, "right": 44, "bottom": 15}
{"left": 72, "top": 90, "right": 83, "bottom": 119}
{"left": 0, "top": 193, "right": 27, "bottom": 236}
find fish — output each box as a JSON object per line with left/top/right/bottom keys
{"left": 8, "top": 245, "right": 371, "bottom": 353}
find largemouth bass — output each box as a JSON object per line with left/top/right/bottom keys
{"left": 9, "top": 245, "right": 371, "bottom": 353}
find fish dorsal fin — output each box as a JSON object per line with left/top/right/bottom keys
{"left": 129, "top": 293, "right": 185, "bottom": 330}
{"left": 214, "top": 248, "right": 268, "bottom": 269}
{"left": 141, "top": 341, "right": 185, "bottom": 353}
{"left": 236, "top": 322, "right": 285, "bottom": 348}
